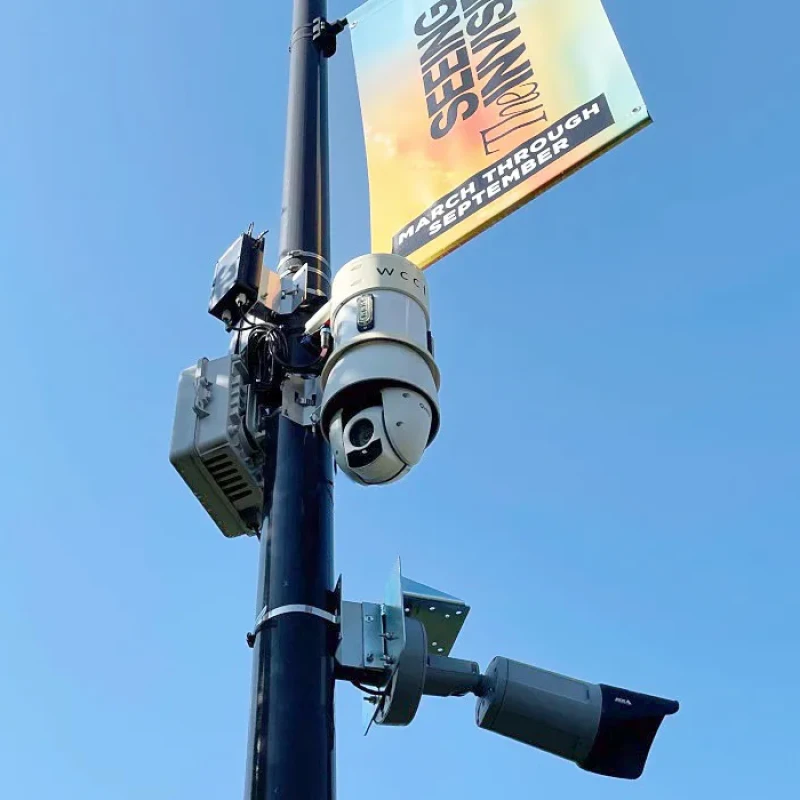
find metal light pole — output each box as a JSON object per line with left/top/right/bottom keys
{"left": 243, "top": 2, "right": 336, "bottom": 798}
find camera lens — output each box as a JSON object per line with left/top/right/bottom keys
{"left": 349, "top": 418, "right": 375, "bottom": 448}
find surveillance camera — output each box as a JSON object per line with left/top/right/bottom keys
{"left": 476, "top": 658, "right": 678, "bottom": 780}
{"left": 320, "top": 254, "right": 440, "bottom": 486}
{"left": 328, "top": 388, "right": 434, "bottom": 485}
{"left": 347, "top": 567, "right": 679, "bottom": 780}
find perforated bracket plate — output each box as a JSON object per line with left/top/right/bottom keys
{"left": 401, "top": 576, "right": 469, "bottom": 658}
{"left": 380, "top": 558, "right": 470, "bottom": 658}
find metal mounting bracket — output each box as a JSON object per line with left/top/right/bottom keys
{"left": 388, "top": 558, "right": 470, "bottom": 658}
{"left": 192, "top": 358, "right": 213, "bottom": 417}
{"left": 257, "top": 264, "right": 311, "bottom": 317}
{"left": 335, "top": 601, "right": 388, "bottom": 678}
{"left": 312, "top": 18, "right": 347, "bottom": 58}
{"left": 281, "top": 374, "right": 321, "bottom": 427}
{"left": 401, "top": 574, "right": 470, "bottom": 657}
{"left": 333, "top": 558, "right": 472, "bottom": 734}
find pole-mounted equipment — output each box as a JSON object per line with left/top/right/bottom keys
{"left": 168, "top": 3, "right": 678, "bottom": 796}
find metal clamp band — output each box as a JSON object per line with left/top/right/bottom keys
{"left": 277, "top": 249, "right": 330, "bottom": 276}
{"left": 290, "top": 23, "right": 314, "bottom": 48}
{"left": 264, "top": 604, "right": 338, "bottom": 624}
{"left": 247, "top": 604, "right": 338, "bottom": 648}
{"left": 304, "top": 265, "right": 331, "bottom": 282}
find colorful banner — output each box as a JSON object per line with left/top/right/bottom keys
{"left": 348, "top": 0, "right": 649, "bottom": 268}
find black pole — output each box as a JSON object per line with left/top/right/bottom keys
{"left": 244, "top": 2, "right": 335, "bottom": 799}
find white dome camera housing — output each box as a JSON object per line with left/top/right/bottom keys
{"left": 328, "top": 387, "right": 435, "bottom": 485}
{"left": 320, "top": 254, "right": 440, "bottom": 486}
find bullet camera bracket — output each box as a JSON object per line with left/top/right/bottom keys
{"left": 384, "top": 558, "right": 470, "bottom": 658}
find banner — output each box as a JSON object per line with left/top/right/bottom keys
{"left": 348, "top": 0, "right": 649, "bottom": 268}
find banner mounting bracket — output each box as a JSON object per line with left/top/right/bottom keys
{"left": 312, "top": 18, "right": 347, "bottom": 58}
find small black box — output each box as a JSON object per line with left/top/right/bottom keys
{"left": 209, "top": 233, "right": 264, "bottom": 324}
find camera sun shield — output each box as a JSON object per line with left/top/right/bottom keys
{"left": 579, "top": 684, "right": 679, "bottom": 779}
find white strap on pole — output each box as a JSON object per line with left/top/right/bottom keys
{"left": 255, "top": 603, "right": 338, "bottom": 628}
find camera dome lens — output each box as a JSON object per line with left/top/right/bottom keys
{"left": 349, "top": 418, "right": 375, "bottom": 448}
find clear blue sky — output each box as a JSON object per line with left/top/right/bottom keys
{"left": 1, "top": 1, "right": 797, "bottom": 798}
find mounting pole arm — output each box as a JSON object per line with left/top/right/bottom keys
{"left": 423, "top": 655, "right": 484, "bottom": 697}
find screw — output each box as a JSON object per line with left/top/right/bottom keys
{"left": 366, "top": 653, "right": 374, "bottom": 663}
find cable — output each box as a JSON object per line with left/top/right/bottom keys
{"left": 232, "top": 313, "right": 275, "bottom": 355}
{"left": 351, "top": 681, "right": 387, "bottom": 697}
{"left": 234, "top": 316, "right": 328, "bottom": 374}
{"left": 235, "top": 319, "right": 243, "bottom": 355}
{"left": 268, "top": 326, "right": 327, "bottom": 372}
{"left": 268, "top": 327, "right": 291, "bottom": 367}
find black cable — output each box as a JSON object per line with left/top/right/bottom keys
{"left": 249, "top": 327, "right": 273, "bottom": 390}
{"left": 267, "top": 328, "right": 292, "bottom": 367}
{"left": 232, "top": 313, "right": 275, "bottom": 355}
{"left": 351, "top": 681, "right": 386, "bottom": 697}
{"left": 268, "top": 326, "right": 326, "bottom": 372}
{"left": 235, "top": 319, "right": 326, "bottom": 374}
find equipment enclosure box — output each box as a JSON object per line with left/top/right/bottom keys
{"left": 209, "top": 234, "right": 264, "bottom": 323}
{"left": 169, "top": 355, "right": 263, "bottom": 537}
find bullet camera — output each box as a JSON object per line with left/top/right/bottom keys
{"left": 347, "top": 573, "right": 678, "bottom": 783}
{"left": 476, "top": 658, "right": 679, "bottom": 780}
{"left": 320, "top": 254, "right": 440, "bottom": 485}
{"left": 369, "top": 646, "right": 678, "bottom": 780}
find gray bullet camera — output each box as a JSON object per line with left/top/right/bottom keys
{"left": 343, "top": 564, "right": 679, "bottom": 784}
{"left": 476, "top": 658, "right": 679, "bottom": 780}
